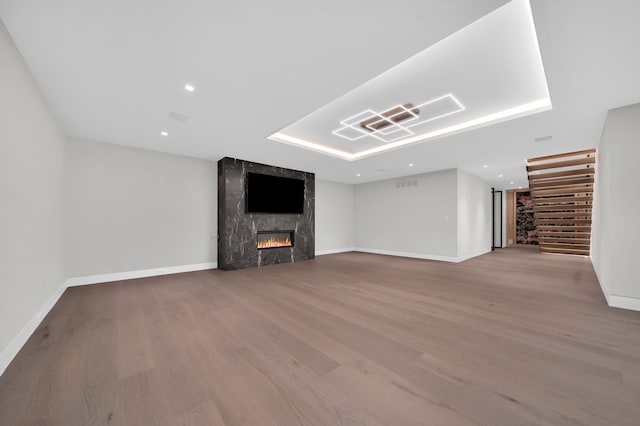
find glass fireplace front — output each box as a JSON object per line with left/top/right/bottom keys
{"left": 256, "top": 230, "right": 294, "bottom": 249}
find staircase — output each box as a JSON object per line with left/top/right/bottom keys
{"left": 526, "top": 149, "right": 596, "bottom": 256}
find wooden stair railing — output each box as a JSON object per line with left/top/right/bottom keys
{"left": 527, "top": 148, "right": 596, "bottom": 256}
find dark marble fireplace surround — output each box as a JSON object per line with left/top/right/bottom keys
{"left": 218, "top": 157, "right": 315, "bottom": 270}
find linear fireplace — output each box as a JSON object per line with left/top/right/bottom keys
{"left": 257, "top": 231, "right": 294, "bottom": 249}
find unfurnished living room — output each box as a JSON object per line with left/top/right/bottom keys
{"left": 1, "top": 0, "right": 640, "bottom": 425}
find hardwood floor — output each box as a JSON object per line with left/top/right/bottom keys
{"left": 1, "top": 248, "right": 640, "bottom": 425}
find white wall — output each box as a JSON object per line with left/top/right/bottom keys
{"left": 354, "top": 169, "right": 459, "bottom": 260}
{"left": 315, "top": 180, "right": 355, "bottom": 254}
{"left": 457, "top": 169, "right": 492, "bottom": 258}
{"left": 0, "top": 21, "right": 67, "bottom": 361}
{"left": 591, "top": 103, "right": 640, "bottom": 310}
{"left": 66, "top": 150, "right": 353, "bottom": 275}
{"left": 65, "top": 138, "right": 218, "bottom": 278}
{"left": 0, "top": 11, "right": 497, "bottom": 370}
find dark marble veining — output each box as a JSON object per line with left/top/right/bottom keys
{"left": 218, "top": 157, "right": 315, "bottom": 270}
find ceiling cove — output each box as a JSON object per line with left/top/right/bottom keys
{"left": 268, "top": 0, "right": 551, "bottom": 161}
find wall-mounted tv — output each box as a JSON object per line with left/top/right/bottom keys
{"left": 246, "top": 172, "right": 305, "bottom": 214}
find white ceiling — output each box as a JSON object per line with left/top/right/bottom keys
{"left": 1, "top": 0, "right": 639, "bottom": 189}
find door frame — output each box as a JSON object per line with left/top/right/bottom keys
{"left": 491, "top": 188, "right": 503, "bottom": 250}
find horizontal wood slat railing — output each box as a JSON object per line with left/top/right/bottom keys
{"left": 533, "top": 196, "right": 593, "bottom": 204}
{"left": 539, "top": 237, "right": 591, "bottom": 244}
{"left": 528, "top": 168, "right": 595, "bottom": 181}
{"left": 539, "top": 246, "right": 591, "bottom": 255}
{"left": 538, "top": 230, "right": 592, "bottom": 237}
{"left": 526, "top": 156, "right": 596, "bottom": 172}
{"left": 535, "top": 212, "right": 592, "bottom": 218}
{"left": 526, "top": 148, "right": 598, "bottom": 162}
{"left": 530, "top": 186, "right": 594, "bottom": 197}
{"left": 533, "top": 204, "right": 592, "bottom": 211}
{"left": 529, "top": 178, "right": 595, "bottom": 189}
{"left": 535, "top": 220, "right": 592, "bottom": 227}
{"left": 527, "top": 148, "right": 596, "bottom": 256}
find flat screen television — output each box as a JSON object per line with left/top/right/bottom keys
{"left": 246, "top": 172, "right": 305, "bottom": 214}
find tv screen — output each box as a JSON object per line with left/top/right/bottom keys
{"left": 246, "top": 172, "right": 305, "bottom": 214}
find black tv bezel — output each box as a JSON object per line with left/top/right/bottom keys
{"left": 245, "top": 172, "right": 305, "bottom": 214}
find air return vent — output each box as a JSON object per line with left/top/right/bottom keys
{"left": 534, "top": 135, "right": 553, "bottom": 143}
{"left": 168, "top": 112, "right": 189, "bottom": 122}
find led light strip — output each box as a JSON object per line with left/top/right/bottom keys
{"left": 269, "top": 97, "right": 552, "bottom": 161}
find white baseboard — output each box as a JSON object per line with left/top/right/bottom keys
{"left": 315, "top": 247, "right": 355, "bottom": 256}
{"left": 66, "top": 262, "right": 218, "bottom": 287}
{"left": 608, "top": 294, "right": 640, "bottom": 312}
{"left": 590, "top": 257, "right": 611, "bottom": 305}
{"left": 0, "top": 283, "right": 66, "bottom": 376}
{"left": 457, "top": 248, "right": 493, "bottom": 262}
{"left": 316, "top": 247, "right": 491, "bottom": 263}
{"left": 1, "top": 261, "right": 218, "bottom": 376}
{"left": 589, "top": 256, "right": 639, "bottom": 311}
{"left": 352, "top": 247, "right": 488, "bottom": 263}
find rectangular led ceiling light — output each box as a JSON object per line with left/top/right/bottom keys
{"left": 360, "top": 103, "right": 420, "bottom": 132}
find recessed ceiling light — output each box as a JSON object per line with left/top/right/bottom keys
{"left": 356, "top": 174, "right": 361, "bottom": 177}
{"left": 498, "top": 174, "right": 503, "bottom": 178}
{"left": 534, "top": 135, "right": 553, "bottom": 143}
{"left": 184, "top": 84, "right": 195, "bottom": 92}
{"left": 409, "top": 163, "right": 414, "bottom": 167}
{"left": 518, "top": 186, "right": 523, "bottom": 189}
{"left": 510, "top": 181, "right": 515, "bottom": 184}
{"left": 160, "top": 131, "right": 168, "bottom": 136}
{"left": 483, "top": 165, "right": 488, "bottom": 168}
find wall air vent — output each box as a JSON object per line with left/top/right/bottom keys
{"left": 168, "top": 112, "right": 189, "bottom": 122}
{"left": 395, "top": 180, "right": 419, "bottom": 189}
{"left": 534, "top": 135, "right": 553, "bottom": 143}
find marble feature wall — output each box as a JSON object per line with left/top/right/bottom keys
{"left": 218, "top": 157, "right": 315, "bottom": 270}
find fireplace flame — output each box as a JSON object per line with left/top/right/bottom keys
{"left": 257, "top": 236, "right": 292, "bottom": 249}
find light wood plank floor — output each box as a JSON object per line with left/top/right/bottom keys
{"left": 1, "top": 248, "right": 640, "bottom": 425}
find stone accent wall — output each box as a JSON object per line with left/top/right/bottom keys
{"left": 217, "top": 157, "right": 315, "bottom": 270}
